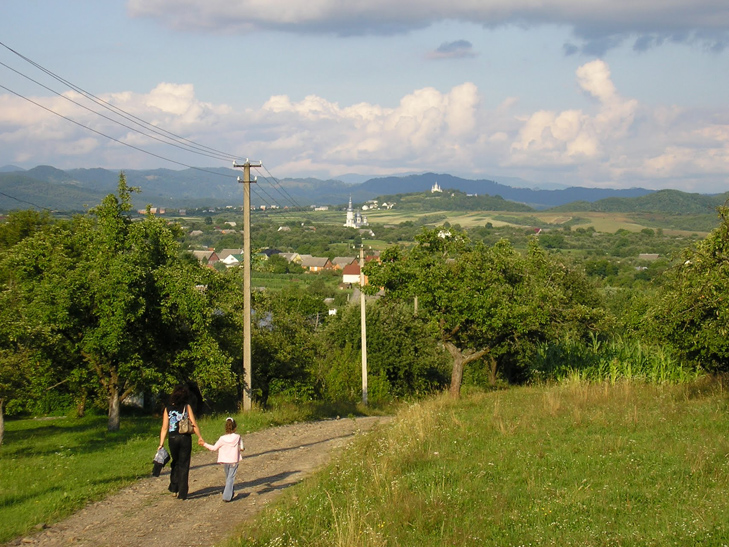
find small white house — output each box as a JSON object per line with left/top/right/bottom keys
{"left": 342, "top": 262, "right": 362, "bottom": 284}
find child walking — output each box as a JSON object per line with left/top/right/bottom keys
{"left": 198, "top": 417, "right": 245, "bottom": 502}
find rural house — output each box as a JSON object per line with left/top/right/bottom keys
{"left": 299, "top": 256, "right": 333, "bottom": 272}
{"left": 191, "top": 250, "right": 219, "bottom": 266}
{"left": 331, "top": 256, "right": 356, "bottom": 270}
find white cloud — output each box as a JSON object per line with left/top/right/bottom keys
{"left": 2, "top": 60, "right": 729, "bottom": 191}
{"left": 127, "top": 0, "right": 729, "bottom": 52}
{"left": 510, "top": 59, "right": 639, "bottom": 174}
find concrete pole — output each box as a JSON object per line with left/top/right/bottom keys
{"left": 234, "top": 160, "right": 261, "bottom": 411}
{"left": 360, "top": 246, "right": 368, "bottom": 406}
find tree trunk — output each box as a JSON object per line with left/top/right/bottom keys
{"left": 449, "top": 352, "right": 465, "bottom": 398}
{"left": 0, "top": 397, "right": 4, "bottom": 447}
{"left": 108, "top": 389, "right": 120, "bottom": 431}
{"left": 488, "top": 354, "right": 499, "bottom": 386}
{"left": 445, "top": 342, "right": 490, "bottom": 398}
{"left": 76, "top": 393, "right": 86, "bottom": 418}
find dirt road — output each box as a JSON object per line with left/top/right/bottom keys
{"left": 9, "top": 416, "right": 388, "bottom": 547}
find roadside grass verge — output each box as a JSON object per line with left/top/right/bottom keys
{"left": 0, "top": 401, "right": 383, "bottom": 544}
{"left": 233, "top": 379, "right": 729, "bottom": 546}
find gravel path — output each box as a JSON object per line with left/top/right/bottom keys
{"left": 9, "top": 416, "right": 389, "bottom": 547}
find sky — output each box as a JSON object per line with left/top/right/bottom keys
{"left": 1, "top": 0, "right": 728, "bottom": 192}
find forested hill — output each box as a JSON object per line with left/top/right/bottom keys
{"left": 373, "top": 190, "right": 534, "bottom": 212}
{"left": 0, "top": 170, "right": 106, "bottom": 212}
{"left": 0, "top": 164, "right": 723, "bottom": 213}
{"left": 552, "top": 189, "right": 729, "bottom": 214}
{"left": 360, "top": 173, "right": 653, "bottom": 209}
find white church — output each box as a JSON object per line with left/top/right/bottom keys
{"left": 344, "top": 196, "right": 368, "bottom": 228}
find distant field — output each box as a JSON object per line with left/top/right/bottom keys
{"left": 250, "top": 206, "right": 717, "bottom": 237}
{"left": 356, "top": 209, "right": 714, "bottom": 235}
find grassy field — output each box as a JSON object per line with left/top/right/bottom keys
{"left": 233, "top": 380, "right": 729, "bottom": 546}
{"left": 5, "top": 381, "right": 729, "bottom": 545}
{"left": 0, "top": 402, "right": 375, "bottom": 544}
{"left": 268, "top": 208, "right": 714, "bottom": 236}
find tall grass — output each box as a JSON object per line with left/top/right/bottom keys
{"left": 531, "top": 335, "right": 701, "bottom": 384}
{"left": 233, "top": 380, "right": 729, "bottom": 546}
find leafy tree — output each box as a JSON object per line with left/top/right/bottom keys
{"left": 263, "top": 253, "right": 291, "bottom": 274}
{"left": 251, "top": 288, "right": 323, "bottom": 405}
{"left": 317, "top": 300, "right": 450, "bottom": 402}
{"left": 0, "top": 210, "right": 53, "bottom": 250}
{"left": 5, "top": 175, "right": 236, "bottom": 430}
{"left": 645, "top": 205, "right": 729, "bottom": 371}
{"left": 365, "top": 227, "right": 606, "bottom": 396}
{"left": 0, "top": 210, "right": 58, "bottom": 443}
{"left": 584, "top": 259, "right": 620, "bottom": 279}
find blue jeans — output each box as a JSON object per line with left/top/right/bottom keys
{"left": 222, "top": 463, "right": 238, "bottom": 501}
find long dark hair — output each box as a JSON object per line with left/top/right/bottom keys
{"left": 169, "top": 385, "right": 189, "bottom": 407}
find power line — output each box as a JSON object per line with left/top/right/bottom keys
{"left": 0, "top": 80, "right": 302, "bottom": 217}
{"left": 0, "top": 42, "right": 319, "bottom": 220}
{"left": 0, "top": 190, "right": 53, "bottom": 211}
{"left": 256, "top": 165, "right": 306, "bottom": 210}
{"left": 0, "top": 59, "right": 235, "bottom": 163}
{"left": 0, "top": 83, "right": 234, "bottom": 179}
{"left": 0, "top": 40, "right": 239, "bottom": 162}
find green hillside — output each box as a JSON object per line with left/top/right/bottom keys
{"left": 553, "top": 189, "right": 729, "bottom": 215}
{"left": 373, "top": 189, "right": 534, "bottom": 212}
{"left": 239, "top": 382, "right": 729, "bottom": 546}
{"left": 0, "top": 172, "right": 105, "bottom": 212}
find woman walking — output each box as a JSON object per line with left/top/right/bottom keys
{"left": 158, "top": 385, "right": 202, "bottom": 500}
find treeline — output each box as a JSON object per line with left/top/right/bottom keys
{"left": 550, "top": 189, "right": 729, "bottom": 215}
{"left": 2, "top": 175, "right": 728, "bottom": 446}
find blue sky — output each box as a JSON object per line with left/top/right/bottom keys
{"left": 1, "top": 0, "right": 728, "bottom": 192}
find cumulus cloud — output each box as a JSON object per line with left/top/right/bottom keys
{"left": 127, "top": 0, "right": 729, "bottom": 52}
{"left": 2, "top": 60, "right": 729, "bottom": 191}
{"left": 428, "top": 40, "right": 477, "bottom": 59}
{"left": 510, "top": 59, "right": 639, "bottom": 176}
{"left": 0, "top": 83, "right": 236, "bottom": 169}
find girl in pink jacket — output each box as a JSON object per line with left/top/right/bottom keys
{"left": 199, "top": 417, "right": 245, "bottom": 502}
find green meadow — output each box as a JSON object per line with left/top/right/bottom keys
{"left": 233, "top": 381, "right": 729, "bottom": 547}
{"left": 4, "top": 381, "right": 729, "bottom": 546}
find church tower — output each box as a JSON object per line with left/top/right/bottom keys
{"left": 344, "top": 195, "right": 356, "bottom": 228}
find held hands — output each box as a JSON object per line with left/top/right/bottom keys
{"left": 197, "top": 437, "right": 205, "bottom": 446}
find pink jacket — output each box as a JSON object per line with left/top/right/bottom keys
{"left": 203, "top": 433, "right": 244, "bottom": 464}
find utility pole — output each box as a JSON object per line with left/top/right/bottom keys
{"left": 359, "top": 246, "right": 368, "bottom": 406}
{"left": 233, "top": 159, "right": 261, "bottom": 412}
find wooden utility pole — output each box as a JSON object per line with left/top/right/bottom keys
{"left": 360, "top": 246, "right": 368, "bottom": 406}
{"left": 233, "top": 159, "right": 261, "bottom": 411}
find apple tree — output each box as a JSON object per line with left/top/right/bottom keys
{"left": 364, "top": 226, "right": 605, "bottom": 395}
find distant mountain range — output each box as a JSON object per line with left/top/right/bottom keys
{"left": 0, "top": 165, "right": 725, "bottom": 214}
